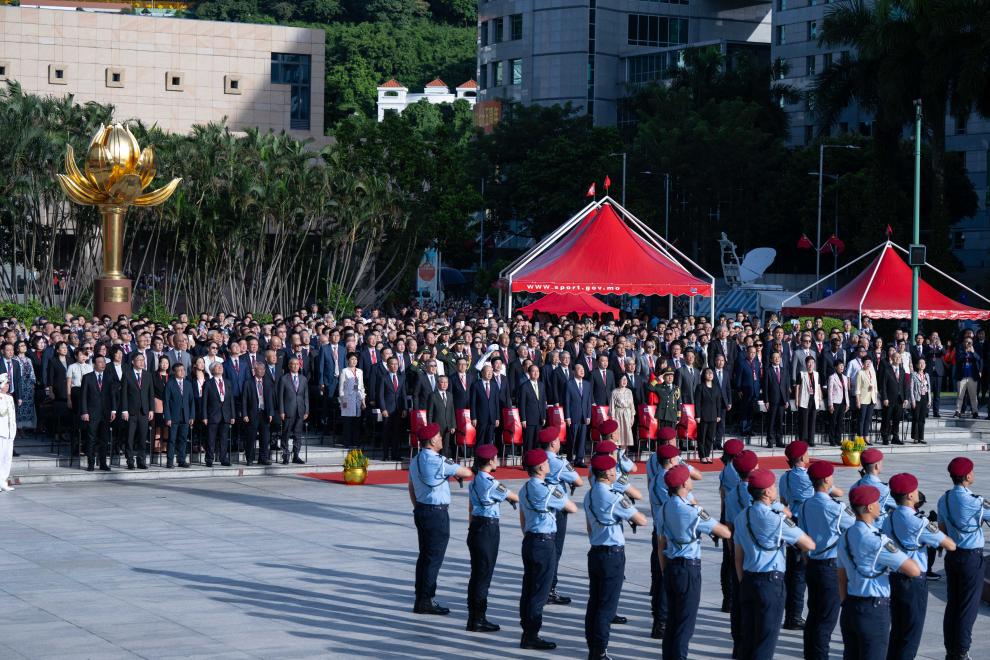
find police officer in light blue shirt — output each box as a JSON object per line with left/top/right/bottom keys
{"left": 725, "top": 448, "right": 759, "bottom": 658}
{"left": 851, "top": 447, "right": 892, "bottom": 528}
{"left": 659, "top": 464, "right": 731, "bottom": 660}
{"left": 584, "top": 454, "right": 646, "bottom": 660}
{"left": 717, "top": 439, "right": 745, "bottom": 621}
{"left": 734, "top": 468, "right": 814, "bottom": 660}
{"left": 938, "top": 457, "right": 990, "bottom": 660}
{"left": 800, "top": 460, "right": 855, "bottom": 660}
{"left": 466, "top": 443, "right": 519, "bottom": 633}
{"left": 541, "top": 426, "right": 583, "bottom": 606}
{"left": 594, "top": 437, "right": 643, "bottom": 501}
{"left": 408, "top": 423, "right": 472, "bottom": 615}
{"left": 518, "top": 448, "right": 577, "bottom": 651}
{"left": 838, "top": 485, "right": 920, "bottom": 660}
{"left": 884, "top": 472, "right": 955, "bottom": 660}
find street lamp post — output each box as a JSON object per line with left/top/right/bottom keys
{"left": 911, "top": 100, "right": 922, "bottom": 336}
{"left": 610, "top": 152, "right": 627, "bottom": 206}
{"left": 815, "top": 143, "right": 859, "bottom": 298}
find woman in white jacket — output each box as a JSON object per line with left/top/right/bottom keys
{"left": 0, "top": 373, "right": 17, "bottom": 492}
{"left": 795, "top": 355, "right": 823, "bottom": 445}
{"left": 337, "top": 352, "right": 366, "bottom": 447}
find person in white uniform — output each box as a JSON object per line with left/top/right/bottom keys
{"left": 0, "top": 373, "right": 17, "bottom": 491}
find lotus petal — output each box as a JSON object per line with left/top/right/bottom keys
{"left": 107, "top": 173, "right": 144, "bottom": 203}
{"left": 132, "top": 178, "right": 182, "bottom": 207}
{"left": 136, "top": 147, "right": 156, "bottom": 189}
{"left": 106, "top": 124, "right": 139, "bottom": 172}
{"left": 85, "top": 143, "right": 115, "bottom": 191}
{"left": 87, "top": 124, "right": 109, "bottom": 150}
{"left": 57, "top": 173, "right": 105, "bottom": 205}
{"left": 63, "top": 145, "right": 91, "bottom": 189}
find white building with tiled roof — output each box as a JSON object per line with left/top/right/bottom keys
{"left": 376, "top": 78, "right": 477, "bottom": 121}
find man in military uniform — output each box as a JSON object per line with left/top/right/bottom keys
{"left": 584, "top": 454, "right": 647, "bottom": 660}
{"left": 884, "top": 472, "right": 955, "bottom": 660}
{"left": 937, "top": 457, "right": 990, "bottom": 660}
{"left": 540, "top": 425, "right": 583, "bottom": 606}
{"left": 408, "top": 422, "right": 472, "bottom": 615}
{"left": 838, "top": 485, "right": 920, "bottom": 659}
{"left": 799, "top": 460, "right": 855, "bottom": 660}
{"left": 852, "top": 447, "right": 892, "bottom": 528}
{"left": 518, "top": 448, "right": 577, "bottom": 650}
{"left": 648, "top": 369, "right": 681, "bottom": 433}
{"left": 659, "top": 464, "right": 731, "bottom": 660}
{"left": 733, "top": 468, "right": 815, "bottom": 660}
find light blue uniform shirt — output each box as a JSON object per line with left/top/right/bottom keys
{"left": 719, "top": 462, "right": 740, "bottom": 496}
{"left": 838, "top": 520, "right": 910, "bottom": 597}
{"left": 409, "top": 449, "right": 458, "bottom": 505}
{"left": 937, "top": 485, "right": 990, "bottom": 550}
{"left": 585, "top": 481, "right": 637, "bottom": 546}
{"left": 851, "top": 473, "right": 892, "bottom": 528}
{"left": 520, "top": 477, "right": 569, "bottom": 534}
{"left": 469, "top": 470, "right": 509, "bottom": 519}
{"left": 659, "top": 494, "right": 717, "bottom": 559}
{"left": 617, "top": 450, "right": 635, "bottom": 475}
{"left": 800, "top": 491, "right": 856, "bottom": 560}
{"left": 882, "top": 505, "right": 945, "bottom": 572}
{"left": 647, "top": 455, "right": 669, "bottom": 532}
{"left": 725, "top": 481, "right": 753, "bottom": 526}
{"left": 546, "top": 450, "right": 580, "bottom": 487}
{"left": 734, "top": 501, "right": 805, "bottom": 573}
{"left": 779, "top": 467, "right": 814, "bottom": 522}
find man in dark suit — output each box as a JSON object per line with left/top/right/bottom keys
{"left": 519, "top": 364, "right": 547, "bottom": 452}
{"left": 427, "top": 375, "right": 456, "bottom": 457}
{"left": 120, "top": 352, "right": 153, "bottom": 469}
{"left": 622, "top": 358, "right": 645, "bottom": 407}
{"left": 878, "top": 350, "right": 907, "bottom": 445}
{"left": 376, "top": 356, "right": 406, "bottom": 461}
{"left": 733, "top": 345, "right": 762, "bottom": 437}
{"left": 677, "top": 348, "right": 700, "bottom": 406}
{"left": 358, "top": 337, "right": 380, "bottom": 396}
{"left": 551, "top": 352, "right": 573, "bottom": 409}
{"left": 708, "top": 327, "right": 738, "bottom": 377}
{"left": 163, "top": 362, "right": 196, "bottom": 468}
{"left": 242, "top": 361, "right": 275, "bottom": 465}
{"left": 507, "top": 346, "right": 530, "bottom": 405}
{"left": 319, "top": 336, "right": 345, "bottom": 428}
{"left": 822, "top": 335, "right": 846, "bottom": 383}
{"left": 541, "top": 351, "right": 562, "bottom": 405}
{"left": 711, "top": 354, "right": 733, "bottom": 449}
{"left": 223, "top": 344, "right": 247, "bottom": 461}
{"left": 763, "top": 351, "right": 789, "bottom": 448}
{"left": 590, "top": 354, "right": 615, "bottom": 406}
{"left": 79, "top": 355, "right": 116, "bottom": 472}
{"left": 470, "top": 365, "right": 500, "bottom": 447}
{"left": 415, "top": 359, "right": 441, "bottom": 409}
{"left": 203, "top": 362, "right": 236, "bottom": 466}
{"left": 450, "top": 358, "right": 473, "bottom": 410}
{"left": 277, "top": 357, "right": 309, "bottom": 464}
{"left": 489, "top": 357, "right": 512, "bottom": 410}
{"left": 0, "top": 344, "right": 23, "bottom": 409}
{"left": 565, "top": 363, "right": 593, "bottom": 467}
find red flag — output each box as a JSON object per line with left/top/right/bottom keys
{"left": 797, "top": 234, "right": 814, "bottom": 250}
{"left": 604, "top": 175, "right": 612, "bottom": 191}
{"left": 885, "top": 224, "right": 893, "bottom": 237}
{"left": 586, "top": 182, "right": 596, "bottom": 198}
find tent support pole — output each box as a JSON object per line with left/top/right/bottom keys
{"left": 856, "top": 243, "right": 888, "bottom": 323}
{"left": 668, "top": 295, "right": 673, "bottom": 319}
{"left": 780, "top": 242, "right": 887, "bottom": 308}
{"left": 501, "top": 199, "right": 598, "bottom": 279}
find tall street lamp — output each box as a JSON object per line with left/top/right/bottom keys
{"left": 815, "top": 143, "right": 859, "bottom": 298}
{"left": 610, "top": 152, "right": 627, "bottom": 207}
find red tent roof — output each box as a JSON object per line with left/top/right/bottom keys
{"left": 782, "top": 244, "right": 990, "bottom": 320}
{"left": 517, "top": 293, "right": 620, "bottom": 318}
{"left": 511, "top": 203, "right": 711, "bottom": 297}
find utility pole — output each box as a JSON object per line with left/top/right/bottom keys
{"left": 911, "top": 100, "right": 922, "bottom": 336}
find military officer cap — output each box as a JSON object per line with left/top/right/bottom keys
{"left": 748, "top": 468, "right": 775, "bottom": 490}
{"left": 860, "top": 448, "right": 884, "bottom": 466}
{"left": 784, "top": 440, "right": 809, "bottom": 460}
{"left": 662, "top": 369, "right": 675, "bottom": 377}
{"left": 658, "top": 444, "right": 680, "bottom": 460}
{"left": 594, "top": 440, "right": 618, "bottom": 455}
{"left": 598, "top": 419, "right": 619, "bottom": 436}
{"left": 948, "top": 456, "right": 974, "bottom": 479}
{"left": 538, "top": 426, "right": 560, "bottom": 444}
{"left": 476, "top": 444, "right": 498, "bottom": 460}
{"left": 659, "top": 427, "right": 676, "bottom": 441}
{"left": 664, "top": 464, "right": 691, "bottom": 488}
{"left": 808, "top": 461, "right": 834, "bottom": 480}
{"left": 888, "top": 473, "right": 918, "bottom": 496}
{"left": 723, "top": 438, "right": 744, "bottom": 456}
{"left": 524, "top": 449, "right": 549, "bottom": 468}
{"left": 416, "top": 423, "right": 441, "bottom": 442}
{"left": 733, "top": 450, "right": 758, "bottom": 474}
{"left": 849, "top": 484, "right": 881, "bottom": 507}
{"left": 590, "top": 455, "right": 617, "bottom": 472}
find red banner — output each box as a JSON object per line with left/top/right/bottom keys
{"left": 409, "top": 408, "right": 428, "bottom": 446}
{"left": 501, "top": 407, "right": 523, "bottom": 445}
{"left": 637, "top": 404, "right": 658, "bottom": 440}
{"left": 546, "top": 404, "right": 567, "bottom": 441}
{"left": 456, "top": 408, "right": 476, "bottom": 447}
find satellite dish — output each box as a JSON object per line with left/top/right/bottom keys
{"left": 739, "top": 248, "right": 776, "bottom": 282}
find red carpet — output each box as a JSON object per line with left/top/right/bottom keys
{"left": 301, "top": 456, "right": 848, "bottom": 487}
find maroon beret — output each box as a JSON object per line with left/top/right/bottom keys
{"left": 808, "top": 461, "right": 834, "bottom": 480}
{"left": 658, "top": 444, "right": 680, "bottom": 460}
{"left": 659, "top": 426, "right": 676, "bottom": 441}
{"left": 849, "top": 485, "right": 881, "bottom": 507}
{"left": 539, "top": 426, "right": 560, "bottom": 444}
{"left": 416, "top": 423, "right": 440, "bottom": 442}
{"left": 748, "top": 468, "right": 775, "bottom": 489}
{"left": 948, "top": 456, "right": 974, "bottom": 479}
{"left": 785, "top": 440, "right": 808, "bottom": 460}
{"left": 861, "top": 448, "right": 884, "bottom": 465}
{"left": 664, "top": 464, "right": 691, "bottom": 489}
{"left": 475, "top": 444, "right": 498, "bottom": 460}
{"left": 733, "top": 450, "right": 758, "bottom": 474}
{"left": 888, "top": 473, "right": 918, "bottom": 496}
{"left": 594, "top": 440, "right": 618, "bottom": 455}
{"left": 723, "top": 439, "right": 744, "bottom": 456}
{"left": 523, "top": 449, "right": 548, "bottom": 468}
{"left": 599, "top": 419, "right": 618, "bottom": 436}
{"left": 590, "top": 455, "right": 617, "bottom": 472}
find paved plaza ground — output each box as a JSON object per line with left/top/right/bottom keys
{"left": 0, "top": 452, "right": 988, "bottom": 659}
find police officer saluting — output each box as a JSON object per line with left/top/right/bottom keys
{"left": 733, "top": 468, "right": 815, "bottom": 660}
{"left": 541, "top": 425, "right": 583, "bottom": 606}
{"left": 466, "top": 443, "right": 519, "bottom": 633}
{"left": 851, "top": 448, "right": 892, "bottom": 528}
{"left": 799, "top": 460, "right": 855, "bottom": 660}
{"left": 838, "top": 485, "right": 920, "bottom": 660}
{"left": 519, "top": 448, "right": 577, "bottom": 650}
{"left": 937, "top": 457, "right": 990, "bottom": 660}
{"left": 659, "top": 464, "right": 731, "bottom": 660}
{"left": 408, "top": 422, "right": 472, "bottom": 615}
{"left": 884, "top": 472, "right": 955, "bottom": 660}
{"left": 584, "top": 454, "right": 647, "bottom": 660}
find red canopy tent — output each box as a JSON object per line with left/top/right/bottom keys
{"left": 781, "top": 242, "right": 990, "bottom": 321}
{"left": 517, "top": 292, "right": 620, "bottom": 318}
{"left": 502, "top": 198, "right": 714, "bottom": 317}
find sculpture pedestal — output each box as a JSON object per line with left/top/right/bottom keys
{"left": 94, "top": 277, "right": 132, "bottom": 319}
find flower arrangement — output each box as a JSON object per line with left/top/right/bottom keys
{"left": 343, "top": 449, "right": 368, "bottom": 470}
{"left": 841, "top": 437, "right": 867, "bottom": 453}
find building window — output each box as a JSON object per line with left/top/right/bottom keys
{"left": 48, "top": 64, "right": 68, "bottom": 85}
{"left": 271, "top": 53, "right": 312, "bottom": 131}
{"left": 510, "top": 13, "right": 523, "bottom": 40}
{"left": 806, "top": 55, "right": 816, "bottom": 76}
{"left": 165, "top": 71, "right": 184, "bottom": 91}
{"left": 494, "top": 60, "right": 505, "bottom": 87}
{"left": 955, "top": 115, "right": 968, "bottom": 135}
{"left": 627, "top": 14, "right": 690, "bottom": 47}
{"left": 480, "top": 20, "right": 488, "bottom": 47}
{"left": 778, "top": 0, "right": 786, "bottom": 9}
{"left": 627, "top": 51, "right": 683, "bottom": 84}
{"left": 804, "top": 125, "right": 814, "bottom": 144}
{"left": 823, "top": 52, "right": 833, "bottom": 68}
{"left": 224, "top": 75, "right": 242, "bottom": 95}
{"left": 776, "top": 25, "right": 786, "bottom": 45}
{"left": 493, "top": 16, "right": 504, "bottom": 43}
{"left": 0, "top": 62, "right": 6, "bottom": 80}
{"left": 807, "top": 21, "right": 818, "bottom": 41}
{"left": 479, "top": 63, "right": 487, "bottom": 89}
{"left": 105, "top": 67, "right": 124, "bottom": 88}
{"left": 510, "top": 58, "right": 522, "bottom": 86}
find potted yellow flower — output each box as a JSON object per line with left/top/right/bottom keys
{"left": 343, "top": 449, "right": 369, "bottom": 485}
{"left": 841, "top": 436, "right": 867, "bottom": 466}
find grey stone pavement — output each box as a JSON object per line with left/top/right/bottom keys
{"left": 0, "top": 453, "right": 988, "bottom": 659}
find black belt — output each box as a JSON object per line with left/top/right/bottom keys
{"left": 525, "top": 532, "right": 556, "bottom": 541}
{"left": 744, "top": 570, "right": 784, "bottom": 579}
{"left": 890, "top": 572, "right": 924, "bottom": 583}
{"left": 415, "top": 503, "right": 449, "bottom": 511}
{"left": 846, "top": 595, "right": 890, "bottom": 606}
{"left": 954, "top": 547, "right": 982, "bottom": 554}
{"left": 666, "top": 558, "right": 701, "bottom": 566}
{"left": 470, "top": 516, "right": 499, "bottom": 526}
{"left": 808, "top": 558, "right": 838, "bottom": 567}
{"left": 590, "top": 545, "right": 625, "bottom": 554}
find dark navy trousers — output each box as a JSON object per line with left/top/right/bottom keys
{"left": 466, "top": 516, "right": 500, "bottom": 614}
{"left": 739, "top": 570, "right": 785, "bottom": 660}
{"left": 651, "top": 533, "right": 668, "bottom": 626}
{"left": 785, "top": 545, "right": 807, "bottom": 622}
{"left": 585, "top": 545, "right": 625, "bottom": 654}
{"left": 888, "top": 573, "right": 927, "bottom": 660}
{"left": 520, "top": 532, "right": 556, "bottom": 637}
{"left": 840, "top": 595, "right": 890, "bottom": 660}
{"left": 662, "top": 558, "right": 701, "bottom": 660}
{"left": 943, "top": 548, "right": 984, "bottom": 656}
{"left": 551, "top": 509, "right": 568, "bottom": 590}
{"left": 804, "top": 558, "right": 840, "bottom": 660}
{"left": 413, "top": 504, "right": 450, "bottom": 602}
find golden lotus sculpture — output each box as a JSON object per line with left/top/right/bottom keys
{"left": 57, "top": 123, "right": 181, "bottom": 280}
